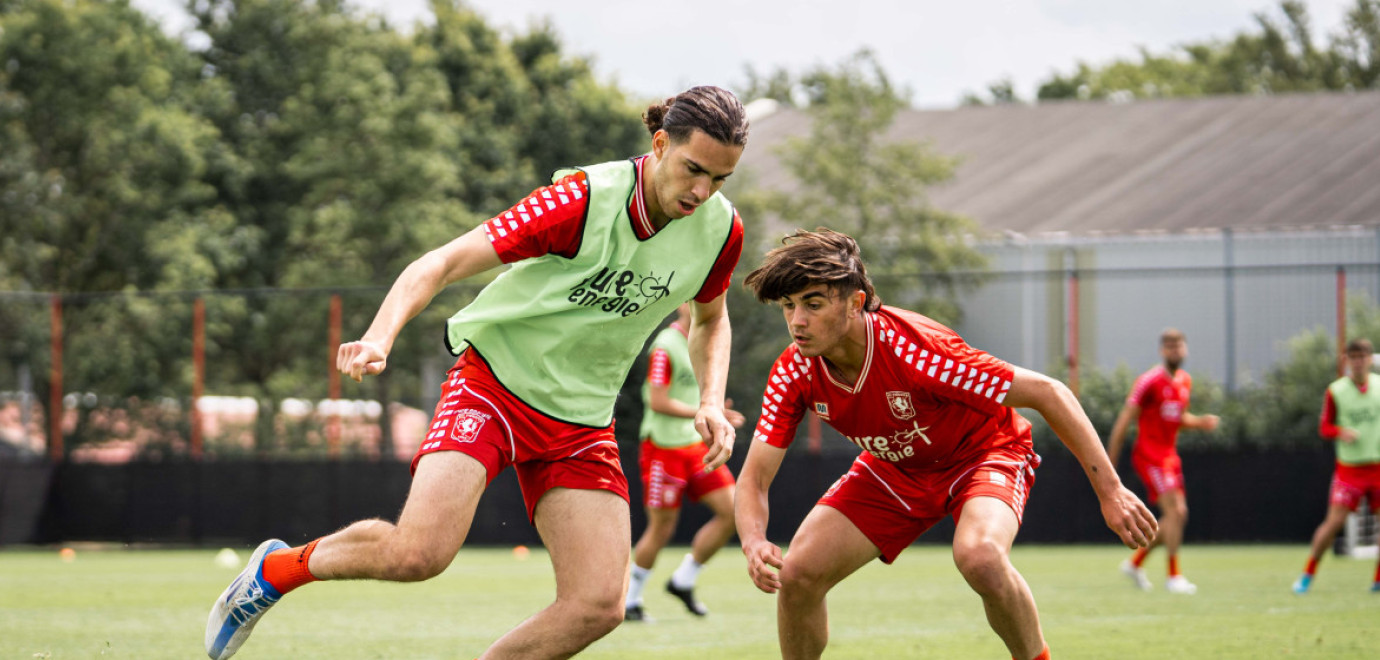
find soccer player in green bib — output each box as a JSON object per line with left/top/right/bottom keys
{"left": 624, "top": 303, "right": 746, "bottom": 622}
{"left": 206, "top": 86, "right": 750, "bottom": 659}
{"left": 1293, "top": 337, "right": 1380, "bottom": 594}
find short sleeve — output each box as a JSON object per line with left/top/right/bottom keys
{"left": 909, "top": 331, "right": 1017, "bottom": 416}
{"left": 483, "top": 172, "right": 590, "bottom": 262}
{"left": 752, "top": 349, "right": 810, "bottom": 448}
{"left": 647, "top": 348, "right": 673, "bottom": 387}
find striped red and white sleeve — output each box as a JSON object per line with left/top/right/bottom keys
{"left": 1127, "top": 369, "right": 1158, "bottom": 407}
{"left": 647, "top": 348, "right": 673, "bottom": 387}
{"left": 483, "top": 171, "right": 590, "bottom": 262}
{"left": 693, "top": 210, "right": 744, "bottom": 303}
{"left": 900, "top": 329, "right": 1016, "bottom": 416}
{"left": 753, "top": 348, "right": 812, "bottom": 448}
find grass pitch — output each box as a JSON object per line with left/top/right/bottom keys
{"left": 1, "top": 543, "right": 1376, "bottom": 659}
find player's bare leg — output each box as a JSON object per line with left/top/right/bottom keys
{"left": 661, "top": 485, "right": 738, "bottom": 616}
{"left": 483, "top": 487, "right": 630, "bottom": 659}
{"left": 952, "top": 496, "right": 1045, "bottom": 660}
{"left": 689, "top": 485, "right": 736, "bottom": 565}
{"left": 632, "top": 506, "right": 680, "bottom": 570}
{"left": 1295, "top": 503, "right": 1352, "bottom": 593}
{"left": 627, "top": 504, "right": 679, "bottom": 620}
{"left": 1156, "top": 489, "right": 1187, "bottom": 560}
{"left": 776, "top": 505, "right": 879, "bottom": 660}
{"left": 308, "top": 451, "right": 486, "bottom": 581}
{"left": 1154, "top": 489, "right": 1197, "bottom": 593}
{"left": 1305, "top": 504, "right": 1351, "bottom": 564}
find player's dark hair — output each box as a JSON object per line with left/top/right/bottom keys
{"left": 1160, "top": 328, "right": 1186, "bottom": 345}
{"left": 744, "top": 228, "right": 881, "bottom": 312}
{"left": 642, "top": 86, "right": 749, "bottom": 146}
{"left": 1346, "top": 337, "right": 1374, "bottom": 355}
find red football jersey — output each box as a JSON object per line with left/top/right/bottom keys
{"left": 1127, "top": 365, "right": 1192, "bottom": 462}
{"left": 753, "top": 306, "right": 1033, "bottom": 472}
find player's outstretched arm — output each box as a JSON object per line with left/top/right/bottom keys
{"left": 1004, "top": 366, "right": 1158, "bottom": 549}
{"left": 338, "top": 227, "right": 501, "bottom": 382}
{"left": 1180, "top": 411, "right": 1220, "bottom": 432}
{"left": 736, "top": 440, "right": 787, "bottom": 593}
{"left": 689, "top": 293, "right": 736, "bottom": 470}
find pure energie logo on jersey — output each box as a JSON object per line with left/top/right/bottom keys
{"left": 568, "top": 266, "right": 676, "bottom": 317}
{"left": 845, "top": 421, "right": 933, "bottom": 462}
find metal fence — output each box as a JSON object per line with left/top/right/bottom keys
{"left": 2, "top": 236, "right": 1377, "bottom": 463}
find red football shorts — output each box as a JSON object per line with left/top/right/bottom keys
{"left": 818, "top": 444, "right": 1040, "bottom": 564}
{"left": 412, "top": 349, "right": 629, "bottom": 522}
{"left": 1131, "top": 452, "right": 1184, "bottom": 505}
{"left": 638, "top": 439, "right": 735, "bottom": 510}
{"left": 1329, "top": 462, "right": 1380, "bottom": 512}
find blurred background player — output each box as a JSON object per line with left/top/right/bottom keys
{"left": 624, "top": 303, "right": 745, "bottom": 622}
{"left": 1293, "top": 337, "right": 1380, "bottom": 594}
{"left": 736, "top": 229, "right": 1156, "bottom": 660}
{"left": 204, "top": 86, "right": 748, "bottom": 660}
{"left": 1106, "top": 328, "right": 1219, "bottom": 594}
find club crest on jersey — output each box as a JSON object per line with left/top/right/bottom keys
{"left": 813, "top": 402, "right": 829, "bottom": 419}
{"left": 886, "top": 391, "right": 916, "bottom": 420}
{"left": 450, "top": 409, "right": 493, "bottom": 444}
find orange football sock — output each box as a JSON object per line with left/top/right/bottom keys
{"left": 1304, "top": 557, "right": 1319, "bottom": 576}
{"left": 1014, "top": 646, "right": 1051, "bottom": 660}
{"left": 1168, "top": 554, "right": 1180, "bottom": 577}
{"left": 1130, "top": 547, "right": 1149, "bottom": 568}
{"left": 261, "top": 539, "right": 321, "bottom": 595}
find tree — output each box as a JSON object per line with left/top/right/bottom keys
{"left": 1033, "top": 0, "right": 1380, "bottom": 102}
{"left": 0, "top": 0, "right": 236, "bottom": 454}
{"left": 737, "top": 50, "right": 987, "bottom": 324}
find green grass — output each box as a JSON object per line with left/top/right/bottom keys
{"left": 1, "top": 544, "right": 1377, "bottom": 659}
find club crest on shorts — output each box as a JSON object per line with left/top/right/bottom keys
{"left": 450, "top": 409, "right": 493, "bottom": 444}
{"left": 886, "top": 391, "right": 915, "bottom": 420}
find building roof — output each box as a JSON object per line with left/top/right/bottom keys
{"left": 739, "top": 91, "right": 1380, "bottom": 237}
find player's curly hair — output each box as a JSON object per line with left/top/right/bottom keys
{"left": 744, "top": 228, "right": 881, "bottom": 312}
{"left": 642, "top": 86, "right": 748, "bottom": 146}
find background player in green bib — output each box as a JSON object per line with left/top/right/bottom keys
{"left": 1293, "top": 337, "right": 1380, "bottom": 594}
{"left": 625, "top": 303, "right": 745, "bottom": 622}
{"left": 205, "top": 86, "right": 750, "bottom": 660}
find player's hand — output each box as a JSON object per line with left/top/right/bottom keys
{"left": 337, "top": 340, "right": 388, "bottom": 383}
{"left": 696, "top": 405, "right": 737, "bottom": 471}
{"left": 743, "top": 538, "right": 784, "bottom": 593}
{"left": 1200, "top": 414, "right": 1221, "bottom": 432}
{"left": 1338, "top": 428, "right": 1359, "bottom": 444}
{"left": 1099, "top": 485, "right": 1158, "bottom": 549}
{"left": 723, "top": 398, "right": 746, "bottom": 429}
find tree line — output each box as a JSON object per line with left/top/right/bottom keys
{"left": 965, "top": 0, "right": 1379, "bottom": 104}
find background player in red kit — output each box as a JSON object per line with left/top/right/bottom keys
{"left": 1105, "top": 329, "right": 1219, "bottom": 595}
{"left": 735, "top": 229, "right": 1156, "bottom": 660}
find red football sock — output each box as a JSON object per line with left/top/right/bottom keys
{"left": 1014, "top": 646, "right": 1051, "bottom": 660}
{"left": 1131, "top": 547, "right": 1149, "bottom": 568}
{"left": 261, "top": 539, "right": 321, "bottom": 595}
{"left": 1373, "top": 559, "right": 1380, "bottom": 584}
{"left": 1168, "top": 554, "right": 1180, "bottom": 577}
{"left": 1304, "top": 556, "right": 1320, "bottom": 576}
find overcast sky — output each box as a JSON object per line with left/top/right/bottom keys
{"left": 131, "top": 0, "right": 1358, "bottom": 108}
